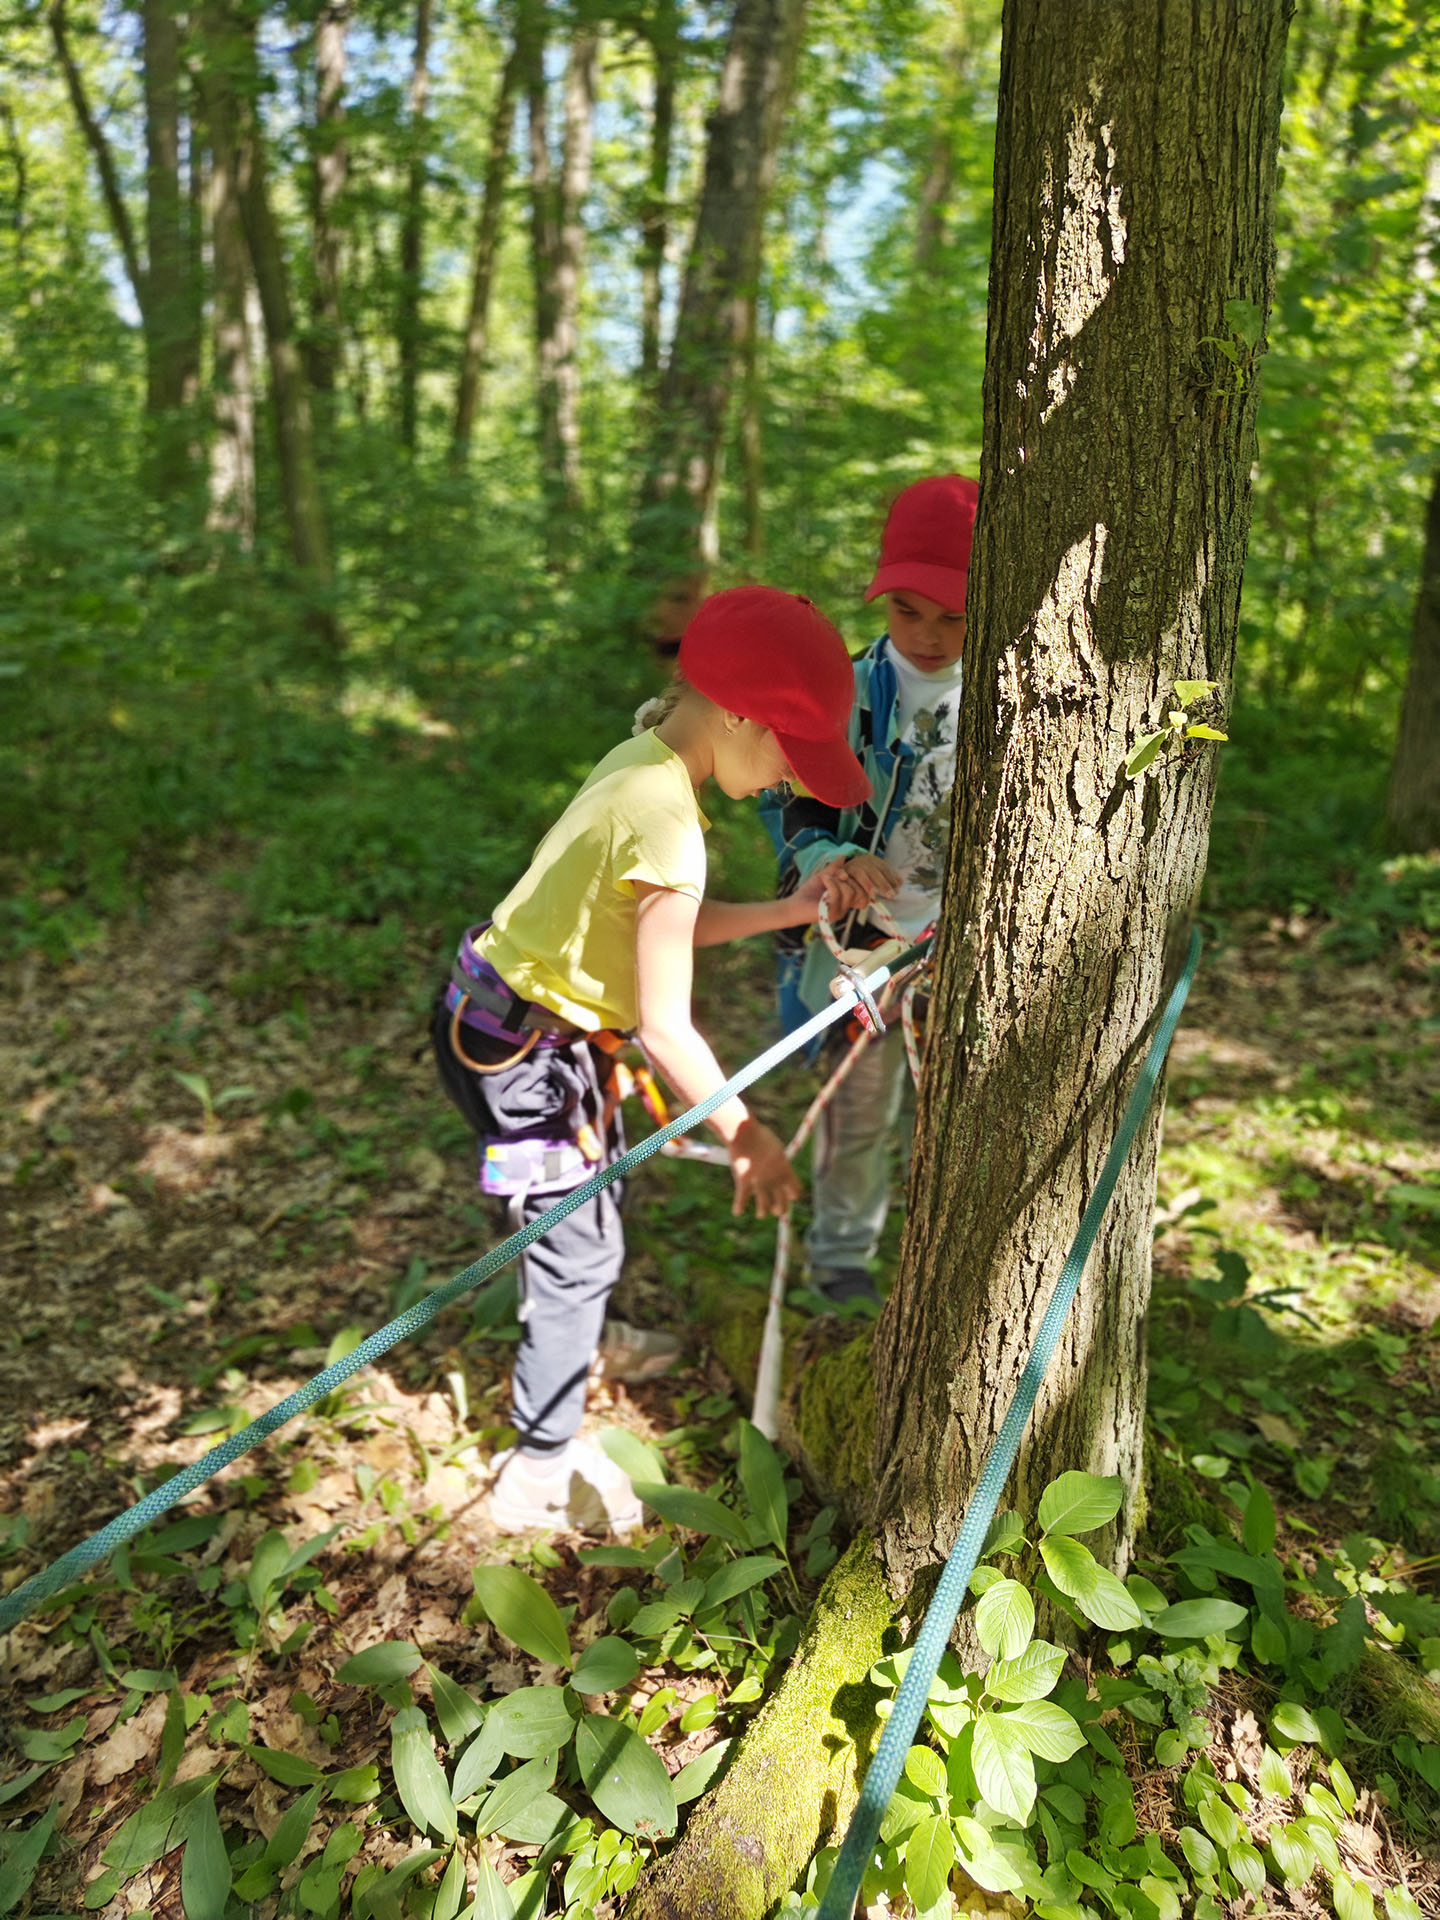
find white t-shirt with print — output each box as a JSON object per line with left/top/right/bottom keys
{"left": 877, "top": 640, "right": 964, "bottom": 938}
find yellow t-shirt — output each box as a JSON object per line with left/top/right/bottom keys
{"left": 478, "top": 731, "right": 709, "bottom": 1032}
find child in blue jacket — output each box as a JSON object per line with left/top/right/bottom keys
{"left": 763, "top": 475, "right": 977, "bottom": 1303}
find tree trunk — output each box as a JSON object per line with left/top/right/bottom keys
{"left": 912, "top": 28, "right": 969, "bottom": 274}
{"left": 205, "top": 134, "right": 256, "bottom": 547}
{"left": 638, "top": 0, "right": 678, "bottom": 391}
{"left": 1386, "top": 469, "right": 1440, "bottom": 851}
{"left": 632, "top": 0, "right": 807, "bottom": 587}
{"left": 872, "top": 0, "right": 1289, "bottom": 1595}
{"left": 628, "top": 3, "right": 1291, "bottom": 1909}
{"left": 451, "top": 36, "right": 524, "bottom": 463}
{"left": 49, "top": 0, "right": 146, "bottom": 321}
{"left": 396, "top": 0, "right": 432, "bottom": 451}
{"left": 528, "top": 18, "right": 599, "bottom": 559}
{"left": 309, "top": 0, "right": 348, "bottom": 395}
{"left": 200, "top": 0, "right": 337, "bottom": 638}
{"left": 738, "top": 285, "right": 763, "bottom": 561}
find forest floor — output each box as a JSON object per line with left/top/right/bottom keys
{"left": 0, "top": 868, "right": 1437, "bottom": 1916}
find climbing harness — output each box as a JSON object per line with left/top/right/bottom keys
{"left": 814, "top": 928, "right": 1203, "bottom": 1920}
{"left": 0, "top": 938, "right": 926, "bottom": 1638}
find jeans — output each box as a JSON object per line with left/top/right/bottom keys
{"left": 431, "top": 994, "right": 624, "bottom": 1450}
{"left": 807, "top": 1021, "right": 914, "bottom": 1274}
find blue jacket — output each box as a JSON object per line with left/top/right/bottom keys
{"left": 760, "top": 638, "right": 919, "bottom": 1034}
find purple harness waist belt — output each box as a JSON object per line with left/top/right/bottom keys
{"left": 446, "top": 924, "right": 579, "bottom": 1049}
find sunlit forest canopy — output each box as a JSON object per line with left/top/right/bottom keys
{"left": 1, "top": 0, "right": 1435, "bottom": 964}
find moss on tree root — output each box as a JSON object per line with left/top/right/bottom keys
{"left": 625, "top": 1533, "right": 895, "bottom": 1920}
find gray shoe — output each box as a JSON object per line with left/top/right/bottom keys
{"left": 595, "top": 1320, "right": 684, "bottom": 1384}
{"left": 811, "top": 1265, "right": 879, "bottom": 1305}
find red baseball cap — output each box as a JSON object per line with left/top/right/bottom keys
{"left": 865, "top": 473, "right": 979, "bottom": 608}
{"left": 679, "top": 586, "right": 871, "bottom": 809}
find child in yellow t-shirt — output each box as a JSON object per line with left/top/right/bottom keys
{"left": 433, "top": 587, "right": 869, "bottom": 1534}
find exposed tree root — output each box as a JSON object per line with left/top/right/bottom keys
{"left": 626, "top": 1534, "right": 896, "bottom": 1919}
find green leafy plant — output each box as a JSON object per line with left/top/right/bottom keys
{"left": 1125, "top": 680, "right": 1229, "bottom": 780}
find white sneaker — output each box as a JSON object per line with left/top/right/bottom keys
{"left": 489, "top": 1438, "right": 644, "bottom": 1536}
{"left": 595, "top": 1320, "right": 684, "bottom": 1384}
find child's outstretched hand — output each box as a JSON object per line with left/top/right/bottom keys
{"left": 797, "top": 854, "right": 901, "bottom": 920}
{"left": 728, "top": 1118, "right": 800, "bottom": 1218}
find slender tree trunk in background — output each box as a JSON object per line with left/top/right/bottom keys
{"left": 201, "top": 1, "right": 337, "bottom": 639}
{"left": 49, "top": 0, "right": 147, "bottom": 320}
{"left": 309, "top": 0, "right": 349, "bottom": 395}
{"left": 396, "top": 0, "right": 432, "bottom": 451}
{"left": 633, "top": 0, "right": 807, "bottom": 588}
{"left": 912, "top": 28, "right": 969, "bottom": 274}
{"left": 638, "top": 0, "right": 677, "bottom": 392}
{"left": 873, "top": 0, "right": 1290, "bottom": 1596}
{"left": 451, "top": 37, "right": 523, "bottom": 464}
{"left": 738, "top": 286, "right": 762, "bottom": 562}
{"left": 528, "top": 20, "right": 599, "bottom": 560}
{"left": 1386, "top": 470, "right": 1440, "bottom": 851}
{"left": 205, "top": 135, "right": 256, "bottom": 546}
{"left": 2, "top": 99, "right": 26, "bottom": 262}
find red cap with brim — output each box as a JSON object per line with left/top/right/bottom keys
{"left": 863, "top": 473, "right": 978, "bottom": 610}
{"left": 679, "top": 586, "right": 871, "bottom": 810}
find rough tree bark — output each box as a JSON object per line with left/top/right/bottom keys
{"left": 527, "top": 14, "right": 599, "bottom": 558}
{"left": 141, "top": 0, "right": 200, "bottom": 429}
{"left": 631, "top": 0, "right": 806, "bottom": 586}
{"left": 1385, "top": 469, "right": 1440, "bottom": 851}
{"left": 200, "top": 0, "right": 337, "bottom": 638}
{"left": 308, "top": 0, "right": 348, "bottom": 395}
{"left": 396, "top": 0, "right": 432, "bottom": 450}
{"left": 628, "top": 3, "right": 1290, "bottom": 1912}
{"left": 204, "top": 130, "right": 255, "bottom": 546}
{"left": 451, "top": 35, "right": 524, "bottom": 463}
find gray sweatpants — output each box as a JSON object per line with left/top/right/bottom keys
{"left": 807, "top": 1020, "right": 914, "bottom": 1274}
{"left": 431, "top": 999, "right": 624, "bottom": 1450}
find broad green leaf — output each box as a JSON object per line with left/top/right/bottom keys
{"left": 595, "top": 1427, "right": 667, "bottom": 1487}
{"left": 1242, "top": 1481, "right": 1276, "bottom": 1557}
{"left": 972, "top": 1711, "right": 1036, "bottom": 1824}
{"left": 1384, "top": 1888, "right": 1424, "bottom": 1920}
{"left": 101, "top": 1777, "right": 215, "bottom": 1875}
{"left": 1125, "top": 732, "right": 1168, "bottom": 777}
{"left": 0, "top": 1768, "right": 49, "bottom": 1810}
{"left": 986, "top": 1640, "right": 1068, "bottom": 1703}
{"left": 1037, "top": 1472, "right": 1124, "bottom": 1538}
{"left": 492, "top": 1789, "right": 574, "bottom": 1846}
{"left": 1329, "top": 1759, "right": 1357, "bottom": 1814}
{"left": 1267, "top": 1823, "right": 1315, "bottom": 1886}
{"left": 245, "top": 1745, "right": 324, "bottom": 1787}
{"left": 570, "top": 1636, "right": 642, "bottom": 1696}
{"left": 1270, "top": 1701, "right": 1323, "bottom": 1746}
{"left": 575, "top": 1713, "right": 678, "bottom": 1838}
{"left": 391, "top": 1706, "right": 458, "bottom": 1842}
{"left": 488, "top": 1685, "right": 578, "bottom": 1758}
{"left": 352, "top": 1850, "right": 445, "bottom": 1920}
{"left": 1251, "top": 1610, "right": 1289, "bottom": 1664}
{"left": 1151, "top": 1599, "right": 1248, "bottom": 1639}
{"left": 673, "top": 1739, "right": 731, "bottom": 1805}
{"left": 472, "top": 1565, "right": 572, "bottom": 1668}
{"left": 1140, "top": 1873, "right": 1183, "bottom": 1920}
{"left": 336, "top": 1641, "right": 423, "bottom": 1686}
{"left": 263, "top": 1783, "right": 323, "bottom": 1869}
{"left": 1198, "top": 1793, "right": 1242, "bottom": 1851}
{"left": 974, "top": 1578, "right": 1034, "bottom": 1660}
{"left": 632, "top": 1482, "right": 751, "bottom": 1548}
{"left": 1173, "top": 679, "right": 1218, "bottom": 704}
{"left": 426, "top": 1665, "right": 487, "bottom": 1746}
{"left": 247, "top": 1529, "right": 293, "bottom": 1612}
{"left": 1077, "top": 1567, "right": 1143, "bottom": 1632}
{"left": 1186, "top": 723, "right": 1228, "bottom": 741}
{"left": 159, "top": 1685, "right": 188, "bottom": 1789}
{"left": 1299, "top": 1816, "right": 1342, "bottom": 1876}
{"left": 432, "top": 1849, "right": 467, "bottom": 1920}
{"left": 1039, "top": 1534, "right": 1098, "bottom": 1602}
{"left": 737, "top": 1420, "right": 788, "bottom": 1551}
{"left": 0, "top": 1800, "right": 58, "bottom": 1916}
{"left": 1155, "top": 1729, "right": 1188, "bottom": 1767}
{"left": 451, "top": 1717, "right": 506, "bottom": 1804}
{"left": 326, "top": 1763, "right": 380, "bottom": 1801}
{"left": 904, "top": 1814, "right": 955, "bottom": 1912}
{"left": 999, "top": 1701, "right": 1086, "bottom": 1762}
{"left": 1228, "top": 1839, "right": 1266, "bottom": 1895}
{"left": 475, "top": 1755, "right": 557, "bottom": 1839}
{"left": 1178, "top": 1826, "right": 1218, "bottom": 1876}
{"left": 903, "top": 1745, "right": 947, "bottom": 1800}
{"left": 1333, "top": 1870, "right": 1377, "bottom": 1920}
{"left": 1257, "top": 1746, "right": 1292, "bottom": 1797}
{"left": 179, "top": 1787, "right": 231, "bottom": 1920}
{"left": 701, "top": 1555, "right": 786, "bottom": 1610}
{"left": 982, "top": 1510, "right": 1026, "bottom": 1555}
{"left": 466, "top": 1854, "right": 516, "bottom": 1920}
